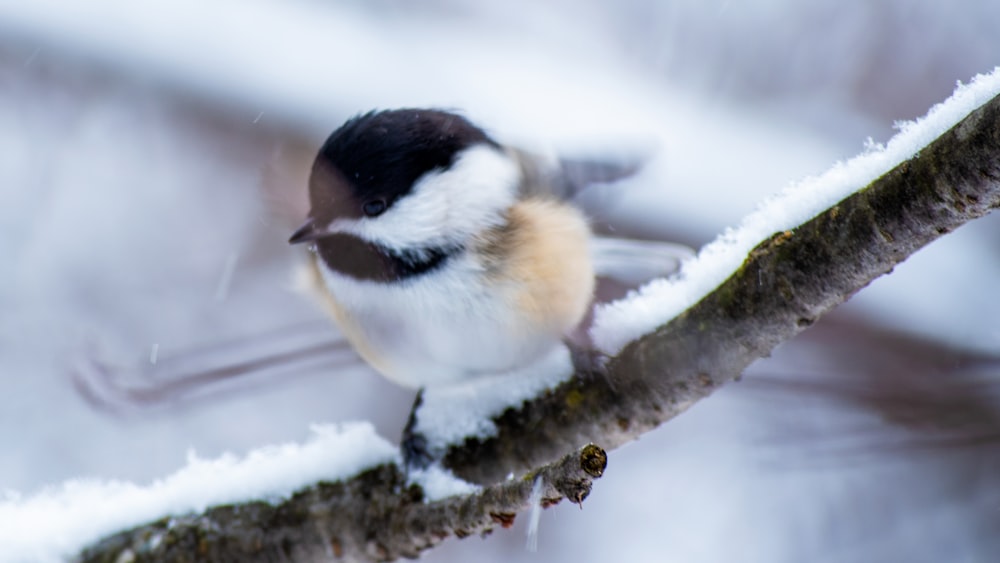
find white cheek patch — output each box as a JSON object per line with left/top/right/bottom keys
{"left": 347, "top": 144, "right": 519, "bottom": 249}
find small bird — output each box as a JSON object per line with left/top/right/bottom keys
{"left": 290, "top": 109, "right": 686, "bottom": 388}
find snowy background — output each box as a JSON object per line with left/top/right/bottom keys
{"left": 2, "top": 1, "right": 1000, "bottom": 561}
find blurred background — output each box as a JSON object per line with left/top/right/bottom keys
{"left": 2, "top": 0, "right": 1000, "bottom": 561}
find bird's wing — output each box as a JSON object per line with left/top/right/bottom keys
{"left": 590, "top": 236, "right": 694, "bottom": 286}
{"left": 508, "top": 147, "right": 644, "bottom": 201}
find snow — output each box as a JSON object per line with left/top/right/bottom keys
{"left": 214, "top": 252, "right": 240, "bottom": 302}
{"left": 591, "top": 67, "right": 1000, "bottom": 355}
{"left": 408, "top": 465, "right": 481, "bottom": 503}
{"left": 0, "top": 423, "right": 397, "bottom": 563}
{"left": 525, "top": 477, "right": 544, "bottom": 552}
{"left": 413, "top": 345, "right": 574, "bottom": 451}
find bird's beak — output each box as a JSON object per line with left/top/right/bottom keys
{"left": 288, "top": 219, "right": 324, "bottom": 244}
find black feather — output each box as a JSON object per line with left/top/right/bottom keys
{"left": 308, "top": 108, "right": 499, "bottom": 222}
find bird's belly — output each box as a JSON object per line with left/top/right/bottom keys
{"left": 320, "top": 265, "right": 560, "bottom": 388}
{"left": 363, "top": 303, "right": 554, "bottom": 387}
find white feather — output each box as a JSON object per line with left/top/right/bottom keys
{"left": 335, "top": 144, "right": 519, "bottom": 250}
{"left": 318, "top": 251, "right": 564, "bottom": 387}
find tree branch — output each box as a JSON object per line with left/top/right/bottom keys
{"left": 78, "top": 444, "right": 607, "bottom": 562}
{"left": 438, "top": 91, "right": 1000, "bottom": 485}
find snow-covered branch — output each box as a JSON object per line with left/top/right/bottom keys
{"left": 426, "top": 89, "right": 1000, "bottom": 484}
{"left": 78, "top": 444, "right": 606, "bottom": 562}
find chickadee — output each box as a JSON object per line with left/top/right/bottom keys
{"left": 290, "top": 109, "right": 686, "bottom": 388}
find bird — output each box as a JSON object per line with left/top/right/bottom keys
{"left": 289, "top": 108, "right": 688, "bottom": 389}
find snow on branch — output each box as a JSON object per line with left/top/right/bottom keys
{"left": 594, "top": 68, "right": 1000, "bottom": 354}
{"left": 77, "top": 444, "right": 607, "bottom": 562}
{"left": 2, "top": 424, "right": 396, "bottom": 562}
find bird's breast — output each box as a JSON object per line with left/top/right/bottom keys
{"left": 307, "top": 198, "right": 594, "bottom": 387}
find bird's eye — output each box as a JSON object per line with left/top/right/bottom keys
{"left": 362, "top": 199, "right": 387, "bottom": 217}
